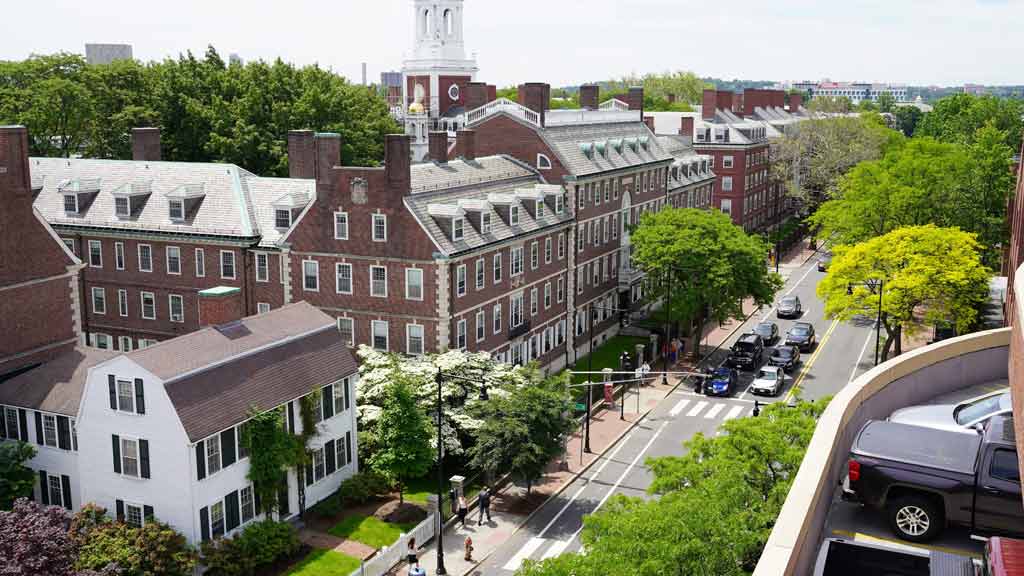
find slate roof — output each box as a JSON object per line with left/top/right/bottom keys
{"left": 656, "top": 136, "right": 716, "bottom": 191}
{"left": 410, "top": 156, "right": 535, "bottom": 195}
{"left": 0, "top": 347, "right": 118, "bottom": 415}
{"left": 247, "top": 176, "right": 316, "bottom": 247}
{"left": 540, "top": 121, "right": 674, "bottom": 177}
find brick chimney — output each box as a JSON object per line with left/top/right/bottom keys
{"left": 702, "top": 89, "right": 717, "bottom": 120}
{"left": 465, "top": 82, "right": 488, "bottom": 111}
{"left": 679, "top": 116, "right": 694, "bottom": 137}
{"left": 579, "top": 84, "right": 599, "bottom": 110}
{"left": 643, "top": 116, "right": 655, "bottom": 133}
{"left": 288, "top": 130, "right": 316, "bottom": 179}
{"left": 428, "top": 131, "right": 448, "bottom": 164}
{"left": 789, "top": 93, "right": 803, "bottom": 111}
{"left": 517, "top": 83, "right": 549, "bottom": 126}
{"left": 626, "top": 87, "right": 644, "bottom": 112}
{"left": 131, "top": 127, "right": 161, "bottom": 161}
{"left": 385, "top": 134, "right": 411, "bottom": 193}
{"left": 314, "top": 133, "right": 342, "bottom": 183}
{"left": 198, "top": 286, "right": 243, "bottom": 327}
{"left": 456, "top": 129, "right": 476, "bottom": 161}
{"left": 0, "top": 126, "right": 30, "bottom": 202}
{"left": 486, "top": 85, "right": 497, "bottom": 103}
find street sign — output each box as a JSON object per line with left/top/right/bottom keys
{"left": 574, "top": 402, "right": 586, "bottom": 411}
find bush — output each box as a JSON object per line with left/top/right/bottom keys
{"left": 310, "top": 494, "right": 343, "bottom": 518}
{"left": 336, "top": 470, "right": 391, "bottom": 506}
{"left": 74, "top": 507, "right": 196, "bottom": 576}
{"left": 200, "top": 519, "right": 300, "bottom": 576}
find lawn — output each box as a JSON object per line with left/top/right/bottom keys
{"left": 328, "top": 514, "right": 417, "bottom": 549}
{"left": 569, "top": 335, "right": 649, "bottom": 385}
{"left": 285, "top": 549, "right": 361, "bottom": 576}
{"left": 403, "top": 474, "right": 484, "bottom": 515}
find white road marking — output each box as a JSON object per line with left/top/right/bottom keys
{"left": 704, "top": 403, "right": 725, "bottom": 419}
{"left": 503, "top": 537, "right": 547, "bottom": 571}
{"left": 723, "top": 405, "right": 744, "bottom": 420}
{"left": 760, "top": 257, "right": 820, "bottom": 322}
{"left": 541, "top": 538, "right": 571, "bottom": 560}
{"left": 848, "top": 323, "right": 877, "bottom": 383}
{"left": 686, "top": 401, "right": 708, "bottom": 417}
{"left": 668, "top": 398, "right": 690, "bottom": 417}
{"left": 594, "top": 420, "right": 670, "bottom": 512}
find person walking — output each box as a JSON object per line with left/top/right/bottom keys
{"left": 408, "top": 560, "right": 426, "bottom": 576}
{"left": 457, "top": 495, "right": 468, "bottom": 527}
{"left": 477, "top": 487, "right": 492, "bottom": 525}
{"left": 406, "top": 537, "right": 418, "bottom": 566}
{"left": 464, "top": 536, "right": 474, "bottom": 562}
{"left": 641, "top": 361, "right": 651, "bottom": 385}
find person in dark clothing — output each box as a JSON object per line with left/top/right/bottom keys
{"left": 477, "top": 487, "right": 492, "bottom": 525}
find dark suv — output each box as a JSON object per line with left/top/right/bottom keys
{"left": 727, "top": 333, "right": 764, "bottom": 370}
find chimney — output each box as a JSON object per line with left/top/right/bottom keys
{"left": 773, "top": 90, "right": 786, "bottom": 109}
{"left": 428, "top": 131, "right": 448, "bottom": 164}
{"left": 679, "top": 116, "right": 694, "bottom": 137}
{"left": 579, "top": 84, "right": 599, "bottom": 110}
{"left": 456, "top": 129, "right": 476, "bottom": 161}
{"left": 314, "top": 133, "right": 342, "bottom": 183}
{"left": 789, "top": 93, "right": 803, "bottom": 111}
{"left": 0, "top": 125, "right": 31, "bottom": 202}
{"left": 643, "top": 116, "right": 655, "bottom": 133}
{"left": 702, "top": 89, "right": 717, "bottom": 120}
{"left": 626, "top": 86, "right": 644, "bottom": 112}
{"left": 466, "top": 82, "right": 488, "bottom": 110}
{"left": 287, "top": 130, "right": 316, "bottom": 179}
{"left": 385, "top": 134, "right": 411, "bottom": 193}
{"left": 517, "top": 83, "right": 549, "bottom": 126}
{"left": 486, "top": 85, "right": 497, "bottom": 103}
{"left": 198, "top": 286, "right": 243, "bottom": 327}
{"left": 130, "top": 127, "right": 161, "bottom": 161}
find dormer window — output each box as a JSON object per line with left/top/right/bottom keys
{"left": 537, "top": 154, "right": 552, "bottom": 170}
{"left": 595, "top": 140, "right": 607, "bottom": 158}
{"left": 453, "top": 217, "right": 465, "bottom": 241}
{"left": 481, "top": 212, "right": 492, "bottom": 235}
{"left": 555, "top": 195, "right": 564, "bottom": 214}
{"left": 579, "top": 142, "right": 594, "bottom": 159}
{"left": 510, "top": 206, "right": 520, "bottom": 226}
{"left": 275, "top": 209, "right": 292, "bottom": 229}
{"left": 63, "top": 194, "right": 78, "bottom": 214}
{"left": 536, "top": 200, "right": 544, "bottom": 219}
{"left": 168, "top": 199, "right": 185, "bottom": 221}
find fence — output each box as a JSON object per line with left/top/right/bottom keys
{"left": 346, "top": 512, "right": 437, "bottom": 576}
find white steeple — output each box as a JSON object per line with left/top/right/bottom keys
{"left": 411, "top": 0, "right": 467, "bottom": 62}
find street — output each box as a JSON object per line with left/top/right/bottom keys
{"left": 478, "top": 251, "right": 879, "bottom": 574}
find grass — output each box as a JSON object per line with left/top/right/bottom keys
{"left": 285, "top": 549, "right": 361, "bottom": 576}
{"left": 328, "top": 514, "right": 417, "bottom": 549}
{"left": 403, "top": 474, "right": 484, "bottom": 508}
{"left": 569, "top": 335, "right": 649, "bottom": 385}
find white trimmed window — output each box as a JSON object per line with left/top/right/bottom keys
{"left": 140, "top": 291, "right": 156, "bottom": 320}
{"left": 544, "top": 282, "right": 551, "bottom": 309}
{"left": 336, "top": 263, "right": 353, "bottom": 294}
{"left": 372, "top": 214, "right": 387, "bottom": 242}
{"left": 475, "top": 310, "right": 485, "bottom": 342}
{"left": 210, "top": 500, "right": 224, "bottom": 538}
{"left": 493, "top": 253, "right": 502, "bottom": 283}
{"left": 722, "top": 176, "right": 733, "bottom": 192}
{"left": 206, "top": 434, "right": 221, "bottom": 476}
{"left": 42, "top": 414, "right": 57, "bottom": 447}
{"left": 511, "top": 247, "right": 523, "bottom": 276}
{"left": 122, "top": 437, "right": 140, "bottom": 477}
{"left": 407, "top": 324, "right": 424, "bottom": 355}
{"left": 338, "top": 318, "right": 354, "bottom": 346}
{"left": 578, "top": 186, "right": 585, "bottom": 210}
{"left": 63, "top": 194, "right": 78, "bottom": 214}
{"left": 510, "top": 293, "right": 524, "bottom": 327}
{"left": 334, "top": 211, "right": 349, "bottom": 239}
{"left": 530, "top": 287, "right": 538, "bottom": 316}
{"left": 257, "top": 302, "right": 271, "bottom": 314}
{"left": 126, "top": 502, "right": 144, "bottom": 528}
{"left": 302, "top": 260, "right": 320, "bottom": 291}
{"left": 93, "top": 333, "right": 111, "bottom": 350}
{"left": 114, "top": 242, "right": 125, "bottom": 270}
{"left": 481, "top": 212, "right": 492, "bottom": 235}
{"left": 195, "top": 248, "right": 205, "bottom": 277}
{"left": 274, "top": 209, "right": 291, "bottom": 229}
{"left": 557, "top": 277, "right": 564, "bottom": 302}
{"left": 577, "top": 225, "right": 584, "bottom": 252}
{"left": 240, "top": 486, "right": 255, "bottom": 524}
{"left": 166, "top": 246, "right": 181, "bottom": 275}
{"left": 723, "top": 155, "right": 734, "bottom": 169}
{"left": 475, "top": 258, "right": 485, "bottom": 290}
{"left": 453, "top": 218, "right": 465, "bottom": 241}
{"left": 405, "top": 268, "right": 423, "bottom": 300}
{"left": 612, "top": 214, "right": 619, "bottom": 239}
{"left": 530, "top": 242, "right": 539, "bottom": 270}
{"left": 370, "top": 266, "right": 387, "bottom": 297}
{"left": 536, "top": 153, "right": 552, "bottom": 170}
{"left": 138, "top": 244, "right": 152, "bottom": 272}
{"left": 92, "top": 287, "right": 106, "bottom": 314}
{"left": 493, "top": 303, "right": 502, "bottom": 334}
{"left": 88, "top": 240, "right": 103, "bottom": 268}
{"left": 510, "top": 205, "right": 520, "bottom": 226}
{"left": 456, "top": 264, "right": 466, "bottom": 297}
{"left": 220, "top": 251, "right": 236, "bottom": 279}
{"left": 544, "top": 237, "right": 552, "bottom": 264}
{"left": 169, "top": 294, "right": 184, "bottom": 323}
{"left": 168, "top": 199, "right": 185, "bottom": 221}
{"left": 536, "top": 200, "right": 545, "bottom": 219}
{"left": 721, "top": 198, "right": 732, "bottom": 215}
{"left": 558, "top": 233, "right": 565, "bottom": 259}
{"left": 555, "top": 194, "right": 564, "bottom": 214}
{"left": 456, "top": 319, "right": 467, "bottom": 349}
{"left": 255, "top": 253, "right": 269, "bottom": 282}
{"left": 371, "top": 320, "right": 389, "bottom": 351}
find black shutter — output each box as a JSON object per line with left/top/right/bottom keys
{"left": 220, "top": 428, "right": 236, "bottom": 468}
{"left": 254, "top": 488, "right": 262, "bottom": 515}
{"left": 18, "top": 409, "right": 28, "bottom": 442}
{"left": 0, "top": 406, "right": 6, "bottom": 439}
{"left": 134, "top": 379, "right": 145, "bottom": 415}
{"left": 305, "top": 459, "right": 313, "bottom": 486}
{"left": 143, "top": 505, "right": 154, "bottom": 522}
{"left": 57, "top": 416, "right": 71, "bottom": 450}
{"left": 345, "top": 431, "right": 352, "bottom": 465}
{"left": 111, "top": 435, "right": 121, "bottom": 474}
{"left": 199, "top": 506, "right": 210, "bottom": 541}
{"left": 108, "top": 375, "right": 117, "bottom": 409}
{"left": 277, "top": 476, "right": 290, "bottom": 516}
{"left": 139, "top": 439, "right": 150, "bottom": 479}
{"left": 322, "top": 385, "right": 334, "bottom": 420}
{"left": 225, "top": 490, "right": 240, "bottom": 532}
{"left": 34, "top": 411, "right": 43, "bottom": 445}
{"left": 39, "top": 471, "right": 49, "bottom": 505}
{"left": 287, "top": 402, "right": 295, "bottom": 434}
{"left": 344, "top": 378, "right": 350, "bottom": 411}
{"left": 60, "top": 475, "right": 71, "bottom": 510}
{"left": 195, "top": 441, "right": 206, "bottom": 481}
{"left": 115, "top": 499, "right": 124, "bottom": 521}
{"left": 325, "top": 440, "right": 337, "bottom": 475}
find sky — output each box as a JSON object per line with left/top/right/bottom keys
{"left": 3, "top": 0, "right": 1022, "bottom": 88}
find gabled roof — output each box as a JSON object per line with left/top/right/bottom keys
{"left": 247, "top": 177, "right": 315, "bottom": 248}
{"left": 0, "top": 347, "right": 118, "bottom": 415}
{"left": 541, "top": 122, "right": 674, "bottom": 177}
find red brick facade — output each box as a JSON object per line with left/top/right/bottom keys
{"left": 1006, "top": 139, "right": 1024, "bottom": 324}
{"left": 458, "top": 115, "right": 568, "bottom": 183}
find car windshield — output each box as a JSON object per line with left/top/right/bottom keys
{"left": 712, "top": 369, "right": 730, "bottom": 380}
{"left": 790, "top": 325, "right": 810, "bottom": 336}
{"left": 771, "top": 347, "right": 794, "bottom": 359}
{"left": 733, "top": 341, "right": 756, "bottom": 353}
{"left": 754, "top": 323, "right": 773, "bottom": 335}
{"left": 757, "top": 369, "right": 777, "bottom": 381}
{"left": 954, "top": 392, "right": 1010, "bottom": 425}
{"left": 781, "top": 297, "right": 797, "bottom": 307}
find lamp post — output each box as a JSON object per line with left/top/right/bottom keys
{"left": 582, "top": 301, "right": 634, "bottom": 450}
{"left": 847, "top": 280, "right": 885, "bottom": 365}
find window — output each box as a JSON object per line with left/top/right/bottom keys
{"left": 577, "top": 225, "right": 584, "bottom": 252}
{"left": 257, "top": 302, "right": 271, "bottom": 314}
{"left": 274, "top": 209, "right": 291, "bottom": 229}
{"left": 544, "top": 283, "right": 551, "bottom": 309}
{"left": 335, "top": 435, "right": 348, "bottom": 468}
{"left": 456, "top": 319, "right": 467, "bottom": 349}
{"left": 604, "top": 183, "right": 610, "bottom": 203}
{"left": 195, "top": 248, "right": 205, "bottom": 277}
{"left": 62, "top": 238, "right": 75, "bottom": 254}
{"left": 481, "top": 212, "right": 492, "bottom": 235}
{"left": 536, "top": 153, "right": 552, "bottom": 170}
{"left": 338, "top": 318, "right": 354, "bottom": 346}
{"left": 333, "top": 380, "right": 349, "bottom": 414}
{"left": 510, "top": 206, "right": 520, "bottom": 226}
{"left": 456, "top": 265, "right": 466, "bottom": 297}
{"left": 612, "top": 214, "right": 619, "bottom": 239}
{"left": 720, "top": 198, "right": 732, "bottom": 215}
{"left": 474, "top": 259, "right": 485, "bottom": 290}
{"left": 122, "top": 437, "right": 140, "bottom": 477}
{"left": 372, "top": 320, "right": 389, "bottom": 351}
{"left": 169, "top": 294, "right": 184, "bottom": 323}
{"left": 118, "top": 336, "right": 132, "bottom": 352}
{"left": 557, "top": 277, "right": 564, "bottom": 302}
{"left": 255, "top": 253, "right": 268, "bottom": 282}
{"left": 166, "top": 246, "right": 181, "bottom": 275}
{"left": 407, "top": 324, "right": 424, "bottom": 355}
{"left": 530, "top": 242, "right": 539, "bottom": 270}
{"left": 92, "top": 287, "right": 106, "bottom": 314}
{"left": 372, "top": 214, "right": 387, "bottom": 242}
{"left": 42, "top": 414, "right": 57, "bottom": 447}
{"left": 168, "top": 199, "right": 184, "bottom": 221}
{"left": 530, "top": 288, "right": 538, "bottom": 316}
{"left": 493, "top": 253, "right": 502, "bottom": 283}
{"left": 334, "top": 211, "right": 349, "bottom": 239}
{"left": 722, "top": 176, "right": 733, "bottom": 192}
{"left": 124, "top": 503, "right": 143, "bottom": 528}
{"left": 220, "top": 251, "right": 236, "bottom": 279}
{"left": 475, "top": 310, "right": 485, "bottom": 342}
{"left": 114, "top": 242, "right": 125, "bottom": 270}
{"left": 613, "top": 179, "right": 619, "bottom": 199}
{"left": 453, "top": 218, "right": 465, "bottom": 241}
{"left": 311, "top": 448, "right": 326, "bottom": 483}
{"left": 206, "top": 435, "right": 221, "bottom": 476}
{"left": 595, "top": 182, "right": 602, "bottom": 206}
{"left": 4, "top": 407, "right": 18, "bottom": 439}
{"left": 48, "top": 475, "right": 63, "bottom": 508}
{"left": 336, "top": 263, "right": 353, "bottom": 294}
{"left": 578, "top": 187, "right": 585, "bottom": 210}
{"left": 602, "top": 218, "right": 608, "bottom": 243}
{"left": 510, "top": 294, "right": 523, "bottom": 327}
{"left": 210, "top": 501, "right": 225, "bottom": 538}
{"left": 493, "top": 304, "right": 502, "bottom": 334}
{"left": 558, "top": 234, "right": 565, "bottom": 259}
{"left": 370, "top": 266, "right": 387, "bottom": 297}
{"left": 991, "top": 449, "right": 1020, "bottom": 482}
{"left": 93, "top": 333, "right": 111, "bottom": 349}
{"left": 140, "top": 292, "right": 156, "bottom": 320}
{"left": 240, "top": 486, "right": 255, "bottom": 524}
{"left": 88, "top": 240, "right": 102, "bottom": 268}
{"left": 544, "top": 237, "right": 552, "bottom": 264}
{"left": 63, "top": 194, "right": 78, "bottom": 213}
{"left": 555, "top": 194, "right": 564, "bottom": 214}
{"left": 723, "top": 155, "right": 734, "bottom": 169}
{"left": 405, "top": 268, "right": 422, "bottom": 300}
{"left": 511, "top": 247, "right": 523, "bottom": 276}
{"left": 303, "top": 260, "right": 319, "bottom": 291}
{"left": 536, "top": 200, "right": 545, "bottom": 219}
{"left": 576, "top": 268, "right": 583, "bottom": 294}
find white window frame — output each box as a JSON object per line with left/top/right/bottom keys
{"left": 453, "top": 217, "right": 465, "bottom": 241}
{"left": 255, "top": 252, "right": 269, "bottom": 282}
{"left": 544, "top": 282, "right": 551, "bottom": 309}
{"left": 337, "top": 317, "right": 355, "bottom": 346}
{"left": 140, "top": 291, "right": 156, "bottom": 320}
{"left": 88, "top": 240, "right": 102, "bottom": 268}
{"left": 510, "top": 293, "right": 524, "bottom": 328}
{"left": 195, "top": 248, "right": 205, "bottom": 277}
{"left": 274, "top": 209, "right": 292, "bottom": 230}
{"left": 372, "top": 214, "right": 387, "bottom": 242}
{"left": 456, "top": 264, "right": 466, "bottom": 297}
{"left": 118, "top": 336, "right": 132, "bottom": 352}
{"left": 114, "top": 242, "right": 125, "bottom": 270}
{"left": 303, "top": 260, "right": 320, "bottom": 292}
{"left": 405, "top": 267, "right": 423, "bottom": 300}
{"left": 257, "top": 302, "right": 271, "bottom": 314}
{"left": 121, "top": 435, "right": 141, "bottom": 478}
{"left": 371, "top": 320, "right": 389, "bottom": 351}
{"left": 510, "top": 205, "right": 520, "bottom": 226}
{"left": 475, "top": 258, "right": 485, "bottom": 290}
{"left": 334, "top": 211, "right": 349, "bottom": 240}
{"left": 530, "top": 242, "right": 539, "bottom": 270}
{"left": 220, "top": 250, "right": 236, "bottom": 280}
{"left": 536, "top": 153, "right": 552, "bottom": 170}
{"left": 544, "top": 237, "right": 552, "bottom": 264}
{"left": 481, "top": 212, "right": 492, "bottom": 235}
{"left": 91, "top": 287, "right": 106, "bottom": 315}
{"left": 722, "top": 176, "right": 733, "bottom": 192}
{"left": 169, "top": 294, "right": 184, "bottom": 323}
{"left": 63, "top": 194, "right": 79, "bottom": 214}
{"left": 530, "top": 287, "right": 538, "bottom": 316}
{"left": 555, "top": 194, "right": 564, "bottom": 214}
{"left": 168, "top": 199, "right": 185, "bottom": 221}
{"left": 42, "top": 413, "right": 57, "bottom": 447}
{"left": 406, "top": 323, "right": 424, "bottom": 355}
{"left": 557, "top": 277, "right": 564, "bottom": 303}
{"left": 456, "top": 318, "right": 467, "bottom": 350}
{"left": 493, "top": 253, "right": 502, "bottom": 283}
{"left": 511, "top": 247, "right": 524, "bottom": 276}
{"left": 558, "top": 234, "right": 565, "bottom": 260}
{"left": 370, "top": 265, "right": 388, "bottom": 298}
{"left": 336, "top": 263, "right": 353, "bottom": 295}
{"left": 475, "top": 309, "right": 485, "bottom": 342}
{"left": 723, "top": 155, "right": 734, "bottom": 169}
{"left": 166, "top": 246, "right": 181, "bottom": 275}
{"left": 493, "top": 303, "right": 502, "bottom": 334}
{"left": 205, "top": 434, "right": 222, "bottom": 476}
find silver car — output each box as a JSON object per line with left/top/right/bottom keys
{"left": 888, "top": 388, "right": 1011, "bottom": 433}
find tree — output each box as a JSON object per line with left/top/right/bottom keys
{"left": 916, "top": 93, "right": 1024, "bottom": 147}
{"left": 629, "top": 208, "right": 783, "bottom": 360}
{"left": 857, "top": 99, "right": 878, "bottom": 112}
{"left": 518, "top": 399, "right": 829, "bottom": 576}
{"left": 877, "top": 92, "right": 896, "bottom": 113}
{"left": 817, "top": 226, "right": 990, "bottom": 360}
{"left": 469, "top": 372, "right": 574, "bottom": 493}
{"left": 0, "top": 499, "right": 86, "bottom": 576}
{"left": 240, "top": 407, "right": 304, "bottom": 516}
{"left": 0, "top": 441, "right": 37, "bottom": 509}
{"left": 894, "top": 105, "right": 923, "bottom": 137}
{"left": 807, "top": 95, "right": 853, "bottom": 114}
{"left": 369, "top": 378, "right": 433, "bottom": 504}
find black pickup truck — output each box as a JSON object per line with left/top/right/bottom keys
{"left": 844, "top": 415, "right": 1024, "bottom": 543}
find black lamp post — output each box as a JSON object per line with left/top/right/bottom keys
{"left": 582, "top": 301, "right": 634, "bottom": 451}
{"left": 847, "top": 280, "right": 885, "bottom": 366}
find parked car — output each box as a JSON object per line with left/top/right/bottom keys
{"left": 777, "top": 295, "right": 803, "bottom": 318}
{"left": 768, "top": 345, "right": 801, "bottom": 372}
{"left": 726, "top": 333, "right": 765, "bottom": 370}
{"left": 750, "top": 365, "right": 786, "bottom": 396}
{"left": 889, "top": 388, "right": 1011, "bottom": 434}
{"left": 785, "top": 322, "right": 817, "bottom": 351}
{"left": 752, "top": 321, "right": 779, "bottom": 344}
{"left": 705, "top": 367, "right": 738, "bottom": 397}
{"left": 818, "top": 253, "right": 832, "bottom": 272}
{"left": 844, "top": 415, "right": 1024, "bottom": 542}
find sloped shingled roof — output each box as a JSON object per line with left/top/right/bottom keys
{"left": 410, "top": 156, "right": 535, "bottom": 195}
{"left": 540, "top": 121, "right": 674, "bottom": 177}
{"left": 0, "top": 347, "right": 118, "bottom": 415}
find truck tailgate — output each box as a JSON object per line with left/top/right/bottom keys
{"left": 928, "top": 551, "right": 976, "bottom": 576}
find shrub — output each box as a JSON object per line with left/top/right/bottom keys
{"left": 200, "top": 519, "right": 300, "bottom": 576}
{"left": 336, "top": 470, "right": 391, "bottom": 506}
{"left": 0, "top": 499, "right": 81, "bottom": 576}
{"left": 310, "top": 493, "right": 343, "bottom": 518}
{"left": 75, "top": 513, "right": 195, "bottom": 576}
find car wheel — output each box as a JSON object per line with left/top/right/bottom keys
{"left": 887, "top": 496, "right": 943, "bottom": 542}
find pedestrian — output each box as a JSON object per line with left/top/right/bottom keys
{"left": 457, "top": 495, "right": 468, "bottom": 527}
{"left": 641, "top": 361, "right": 651, "bottom": 385}
{"left": 409, "top": 561, "right": 426, "bottom": 576}
{"left": 753, "top": 400, "right": 761, "bottom": 417}
{"left": 406, "top": 537, "right": 418, "bottom": 566}
{"left": 477, "top": 486, "right": 492, "bottom": 525}
{"left": 464, "top": 536, "right": 474, "bottom": 562}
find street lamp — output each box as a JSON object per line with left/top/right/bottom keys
{"left": 847, "top": 280, "right": 885, "bottom": 366}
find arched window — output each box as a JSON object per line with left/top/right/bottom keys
{"left": 444, "top": 9, "right": 453, "bottom": 37}
{"left": 536, "top": 154, "right": 552, "bottom": 170}
{"left": 422, "top": 9, "right": 431, "bottom": 36}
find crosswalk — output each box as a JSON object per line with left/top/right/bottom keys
{"left": 666, "top": 397, "right": 753, "bottom": 421}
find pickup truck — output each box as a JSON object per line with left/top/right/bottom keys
{"left": 844, "top": 415, "right": 1024, "bottom": 543}
{"left": 813, "top": 536, "right": 1024, "bottom": 576}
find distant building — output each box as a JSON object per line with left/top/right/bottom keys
{"left": 380, "top": 71, "right": 402, "bottom": 88}
{"left": 229, "top": 53, "right": 243, "bottom": 67}
{"left": 85, "top": 44, "right": 133, "bottom": 65}
{"left": 782, "top": 80, "right": 907, "bottom": 104}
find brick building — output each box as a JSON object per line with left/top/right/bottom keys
{"left": 1007, "top": 139, "right": 1024, "bottom": 324}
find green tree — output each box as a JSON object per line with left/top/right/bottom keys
{"left": 629, "top": 208, "right": 783, "bottom": 360}
{"left": 72, "top": 503, "right": 196, "bottom": 576}
{"left": 877, "top": 92, "right": 896, "bottom": 113}
{"left": 369, "top": 378, "right": 433, "bottom": 504}
{"left": 916, "top": 92, "right": 1024, "bottom": 147}
{"left": 817, "top": 226, "right": 990, "bottom": 360}
{"left": 0, "top": 442, "right": 37, "bottom": 509}
{"left": 894, "top": 105, "right": 923, "bottom": 137}
{"left": 807, "top": 95, "right": 853, "bottom": 114}
{"left": 240, "top": 407, "right": 304, "bottom": 516}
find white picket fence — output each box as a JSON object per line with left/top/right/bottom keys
{"left": 346, "top": 513, "right": 437, "bottom": 576}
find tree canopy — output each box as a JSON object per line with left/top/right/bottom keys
{"left": 368, "top": 378, "right": 433, "bottom": 504}
{"left": 0, "top": 441, "right": 37, "bottom": 509}
{"left": 817, "top": 226, "right": 990, "bottom": 359}
{"left": 916, "top": 93, "right": 1023, "bottom": 148}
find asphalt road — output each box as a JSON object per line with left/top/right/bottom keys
{"left": 480, "top": 253, "right": 880, "bottom": 574}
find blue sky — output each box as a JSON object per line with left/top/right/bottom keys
{"left": 3, "top": 0, "right": 1021, "bottom": 87}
